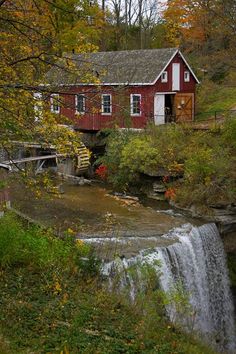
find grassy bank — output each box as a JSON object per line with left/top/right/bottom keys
{"left": 196, "top": 80, "right": 236, "bottom": 120}
{"left": 195, "top": 68, "right": 236, "bottom": 120}
{"left": 0, "top": 214, "right": 215, "bottom": 353}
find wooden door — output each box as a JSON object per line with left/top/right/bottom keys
{"left": 174, "top": 93, "right": 194, "bottom": 122}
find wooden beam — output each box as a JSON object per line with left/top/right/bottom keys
{"left": 3, "top": 154, "right": 64, "bottom": 165}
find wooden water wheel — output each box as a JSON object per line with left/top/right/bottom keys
{"left": 75, "top": 142, "right": 90, "bottom": 175}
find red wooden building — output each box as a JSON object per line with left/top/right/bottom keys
{"left": 46, "top": 48, "right": 199, "bottom": 131}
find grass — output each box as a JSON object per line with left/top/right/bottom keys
{"left": 196, "top": 81, "right": 236, "bottom": 120}
{"left": 0, "top": 213, "right": 216, "bottom": 353}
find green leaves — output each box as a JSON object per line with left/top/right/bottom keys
{"left": 100, "top": 121, "right": 236, "bottom": 207}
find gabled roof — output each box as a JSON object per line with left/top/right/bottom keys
{"left": 46, "top": 48, "right": 199, "bottom": 86}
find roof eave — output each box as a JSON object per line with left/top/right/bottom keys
{"left": 152, "top": 49, "right": 200, "bottom": 85}
{"left": 153, "top": 49, "right": 179, "bottom": 85}
{"left": 178, "top": 50, "right": 200, "bottom": 84}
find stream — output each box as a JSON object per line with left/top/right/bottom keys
{"left": 11, "top": 182, "right": 236, "bottom": 352}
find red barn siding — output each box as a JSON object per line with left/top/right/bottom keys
{"left": 154, "top": 54, "right": 196, "bottom": 93}
{"left": 54, "top": 52, "right": 197, "bottom": 131}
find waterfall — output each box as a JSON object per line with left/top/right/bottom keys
{"left": 102, "top": 223, "right": 236, "bottom": 353}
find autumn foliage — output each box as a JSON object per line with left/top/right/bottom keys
{"left": 95, "top": 164, "right": 108, "bottom": 180}
{"left": 165, "top": 188, "right": 176, "bottom": 201}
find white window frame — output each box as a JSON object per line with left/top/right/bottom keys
{"left": 50, "top": 93, "right": 60, "bottom": 114}
{"left": 130, "top": 94, "right": 141, "bottom": 116}
{"left": 75, "top": 94, "right": 85, "bottom": 114}
{"left": 33, "top": 92, "right": 43, "bottom": 121}
{"left": 161, "top": 71, "right": 168, "bottom": 83}
{"left": 184, "top": 71, "right": 190, "bottom": 82}
{"left": 101, "top": 94, "right": 112, "bottom": 115}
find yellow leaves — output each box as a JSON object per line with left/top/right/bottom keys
{"left": 54, "top": 281, "right": 62, "bottom": 294}
{"left": 52, "top": 275, "right": 63, "bottom": 295}
{"left": 76, "top": 239, "right": 84, "bottom": 248}
{"left": 35, "top": 190, "right": 42, "bottom": 199}
{"left": 67, "top": 227, "right": 75, "bottom": 235}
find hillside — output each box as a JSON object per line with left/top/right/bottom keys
{"left": 0, "top": 214, "right": 216, "bottom": 354}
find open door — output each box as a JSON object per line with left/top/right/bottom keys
{"left": 154, "top": 94, "right": 165, "bottom": 125}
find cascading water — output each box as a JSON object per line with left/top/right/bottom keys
{"left": 102, "top": 223, "right": 236, "bottom": 353}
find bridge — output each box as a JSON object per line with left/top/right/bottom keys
{"left": 0, "top": 140, "right": 90, "bottom": 175}
{"left": 1, "top": 154, "right": 64, "bottom": 173}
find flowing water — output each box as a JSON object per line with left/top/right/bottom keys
{"left": 11, "top": 183, "right": 193, "bottom": 257}
{"left": 10, "top": 183, "right": 236, "bottom": 351}
{"left": 102, "top": 223, "right": 236, "bottom": 353}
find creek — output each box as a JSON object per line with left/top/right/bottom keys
{"left": 11, "top": 182, "right": 236, "bottom": 352}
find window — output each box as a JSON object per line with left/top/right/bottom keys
{"left": 131, "top": 94, "right": 141, "bottom": 116}
{"left": 75, "top": 94, "right": 85, "bottom": 114}
{"left": 161, "top": 71, "right": 168, "bottom": 83}
{"left": 184, "top": 71, "right": 190, "bottom": 82}
{"left": 33, "top": 92, "right": 43, "bottom": 121}
{"left": 50, "top": 94, "right": 60, "bottom": 113}
{"left": 101, "top": 94, "right": 112, "bottom": 114}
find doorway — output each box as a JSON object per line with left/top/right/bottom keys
{"left": 154, "top": 93, "right": 175, "bottom": 125}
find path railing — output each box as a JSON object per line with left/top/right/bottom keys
{"left": 152, "top": 110, "right": 235, "bottom": 129}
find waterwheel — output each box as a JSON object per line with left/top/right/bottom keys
{"left": 75, "top": 142, "right": 90, "bottom": 175}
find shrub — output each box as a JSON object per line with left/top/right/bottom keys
{"left": 99, "top": 125, "right": 188, "bottom": 189}
{"left": 0, "top": 213, "right": 99, "bottom": 276}
{"left": 222, "top": 116, "right": 236, "bottom": 149}
{"left": 100, "top": 122, "right": 235, "bottom": 207}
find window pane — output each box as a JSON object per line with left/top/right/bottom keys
{"left": 102, "top": 95, "right": 111, "bottom": 113}
{"left": 132, "top": 95, "right": 141, "bottom": 114}
{"left": 161, "top": 71, "right": 168, "bottom": 82}
{"left": 76, "top": 95, "right": 85, "bottom": 113}
{"left": 184, "top": 71, "right": 190, "bottom": 82}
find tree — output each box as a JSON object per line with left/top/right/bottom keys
{"left": 0, "top": 0, "right": 104, "bottom": 179}
{"left": 103, "top": 0, "right": 163, "bottom": 50}
{"left": 163, "top": 0, "right": 236, "bottom": 81}
{"left": 0, "top": 0, "right": 111, "bottom": 199}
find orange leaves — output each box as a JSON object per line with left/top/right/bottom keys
{"left": 163, "top": 0, "right": 208, "bottom": 47}
{"left": 165, "top": 187, "right": 176, "bottom": 201}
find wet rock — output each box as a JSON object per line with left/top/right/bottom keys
{"left": 107, "top": 192, "right": 140, "bottom": 206}
{"left": 58, "top": 172, "right": 91, "bottom": 185}
{"left": 153, "top": 182, "right": 166, "bottom": 193}
{"left": 215, "top": 215, "right": 236, "bottom": 235}
{"left": 147, "top": 192, "right": 165, "bottom": 201}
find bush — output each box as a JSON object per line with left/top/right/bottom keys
{"left": 100, "top": 125, "right": 188, "bottom": 189}
{"left": 100, "top": 122, "right": 236, "bottom": 207}
{"left": 222, "top": 116, "right": 236, "bottom": 149}
{"left": 0, "top": 213, "right": 99, "bottom": 276}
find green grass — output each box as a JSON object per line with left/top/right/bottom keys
{"left": 196, "top": 81, "right": 236, "bottom": 120}
{"left": 0, "top": 214, "right": 216, "bottom": 353}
